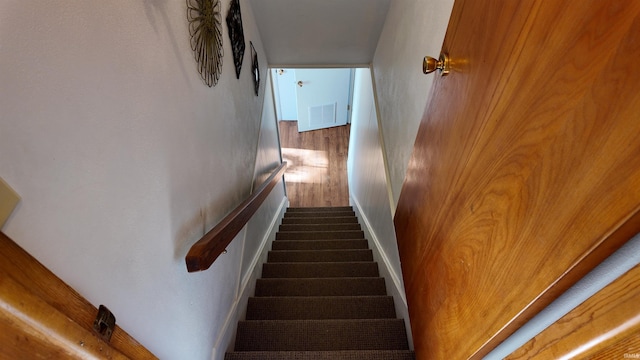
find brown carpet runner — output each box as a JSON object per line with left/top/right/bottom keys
{"left": 225, "top": 206, "right": 415, "bottom": 360}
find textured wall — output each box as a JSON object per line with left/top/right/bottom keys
{"left": 348, "top": 68, "right": 411, "bottom": 344}
{"left": 0, "top": 1, "right": 278, "bottom": 358}
{"left": 372, "top": 0, "right": 454, "bottom": 208}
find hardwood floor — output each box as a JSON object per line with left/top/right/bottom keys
{"left": 279, "top": 121, "right": 350, "bottom": 208}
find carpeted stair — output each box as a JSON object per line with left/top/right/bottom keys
{"left": 225, "top": 206, "right": 414, "bottom": 360}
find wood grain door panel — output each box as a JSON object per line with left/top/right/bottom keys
{"left": 394, "top": 1, "right": 640, "bottom": 359}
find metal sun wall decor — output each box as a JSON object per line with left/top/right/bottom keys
{"left": 250, "top": 42, "right": 259, "bottom": 96}
{"left": 187, "top": 0, "right": 224, "bottom": 87}
{"left": 226, "top": 0, "right": 245, "bottom": 79}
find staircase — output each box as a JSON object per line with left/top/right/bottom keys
{"left": 225, "top": 206, "right": 414, "bottom": 360}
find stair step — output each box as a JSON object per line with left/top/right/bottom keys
{"left": 255, "top": 278, "right": 387, "bottom": 296}
{"left": 225, "top": 350, "right": 416, "bottom": 360}
{"left": 277, "top": 230, "right": 364, "bottom": 240}
{"left": 272, "top": 239, "right": 369, "bottom": 250}
{"left": 225, "top": 210, "right": 414, "bottom": 359}
{"left": 262, "top": 262, "right": 379, "bottom": 278}
{"left": 281, "top": 216, "right": 358, "bottom": 225}
{"left": 268, "top": 250, "right": 373, "bottom": 263}
{"left": 284, "top": 211, "right": 355, "bottom": 218}
{"left": 234, "top": 319, "right": 409, "bottom": 351}
{"left": 279, "top": 223, "right": 361, "bottom": 232}
{"left": 246, "top": 296, "right": 396, "bottom": 320}
{"left": 287, "top": 206, "right": 353, "bottom": 212}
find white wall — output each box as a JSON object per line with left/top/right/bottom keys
{"left": 244, "top": 72, "right": 286, "bottom": 286}
{"left": 372, "top": 0, "right": 454, "bottom": 209}
{"left": 348, "top": 68, "right": 412, "bottom": 346}
{"left": 210, "top": 71, "right": 287, "bottom": 359}
{"left": 0, "top": 1, "right": 283, "bottom": 359}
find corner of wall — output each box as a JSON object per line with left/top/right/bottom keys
{"left": 368, "top": 67, "right": 397, "bottom": 215}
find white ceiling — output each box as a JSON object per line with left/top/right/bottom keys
{"left": 247, "top": 0, "right": 391, "bottom": 66}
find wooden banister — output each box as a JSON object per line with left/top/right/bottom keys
{"left": 185, "top": 162, "right": 287, "bottom": 272}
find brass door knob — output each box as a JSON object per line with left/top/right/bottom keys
{"left": 423, "top": 52, "right": 450, "bottom": 76}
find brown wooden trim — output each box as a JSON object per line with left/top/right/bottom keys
{"left": 0, "top": 231, "right": 157, "bottom": 359}
{"left": 506, "top": 263, "right": 640, "bottom": 359}
{"left": 185, "top": 162, "right": 287, "bottom": 272}
{"left": 591, "top": 328, "right": 640, "bottom": 360}
{"left": 473, "top": 206, "right": 640, "bottom": 359}
{"left": 0, "top": 273, "right": 129, "bottom": 359}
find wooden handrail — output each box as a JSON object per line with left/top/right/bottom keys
{"left": 185, "top": 162, "right": 287, "bottom": 272}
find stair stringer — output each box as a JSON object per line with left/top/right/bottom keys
{"left": 211, "top": 196, "right": 288, "bottom": 360}
{"left": 350, "top": 195, "right": 414, "bottom": 350}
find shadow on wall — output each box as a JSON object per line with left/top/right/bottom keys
{"left": 143, "top": 0, "right": 192, "bottom": 87}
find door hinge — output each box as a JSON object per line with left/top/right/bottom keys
{"left": 347, "top": 105, "right": 351, "bottom": 111}
{"left": 93, "top": 305, "right": 116, "bottom": 342}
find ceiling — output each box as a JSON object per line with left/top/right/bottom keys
{"left": 247, "top": 0, "right": 391, "bottom": 67}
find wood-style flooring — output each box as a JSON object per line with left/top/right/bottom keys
{"left": 279, "top": 121, "right": 350, "bottom": 208}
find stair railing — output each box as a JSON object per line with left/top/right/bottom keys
{"left": 185, "top": 162, "right": 287, "bottom": 272}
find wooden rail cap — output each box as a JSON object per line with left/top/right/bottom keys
{"left": 185, "top": 162, "right": 287, "bottom": 272}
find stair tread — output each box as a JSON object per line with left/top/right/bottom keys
{"left": 284, "top": 211, "right": 355, "bottom": 218}
{"left": 235, "top": 319, "right": 409, "bottom": 351}
{"left": 225, "top": 350, "right": 415, "bottom": 360}
{"left": 255, "top": 278, "right": 387, "bottom": 296}
{"left": 287, "top": 206, "right": 353, "bottom": 212}
{"left": 267, "top": 249, "right": 373, "bottom": 263}
{"left": 280, "top": 223, "right": 362, "bottom": 231}
{"left": 277, "top": 230, "right": 364, "bottom": 240}
{"left": 262, "top": 262, "right": 379, "bottom": 278}
{"left": 268, "top": 249, "right": 371, "bottom": 253}
{"left": 246, "top": 295, "right": 396, "bottom": 320}
{"left": 272, "top": 239, "right": 369, "bottom": 250}
{"left": 282, "top": 217, "right": 358, "bottom": 224}
{"left": 273, "top": 237, "right": 367, "bottom": 243}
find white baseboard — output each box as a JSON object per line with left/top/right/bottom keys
{"left": 351, "top": 196, "right": 406, "bottom": 306}
{"left": 350, "top": 195, "right": 413, "bottom": 349}
{"left": 210, "top": 196, "right": 288, "bottom": 360}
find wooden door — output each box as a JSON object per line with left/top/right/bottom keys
{"left": 394, "top": 1, "right": 640, "bottom": 359}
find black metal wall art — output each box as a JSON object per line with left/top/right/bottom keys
{"left": 250, "top": 42, "right": 259, "bottom": 96}
{"left": 226, "top": 0, "right": 245, "bottom": 79}
{"left": 187, "top": 0, "right": 223, "bottom": 87}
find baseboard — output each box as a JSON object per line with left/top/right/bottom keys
{"left": 351, "top": 196, "right": 406, "bottom": 306}
{"left": 210, "top": 196, "right": 288, "bottom": 360}
{"left": 350, "top": 195, "right": 413, "bottom": 349}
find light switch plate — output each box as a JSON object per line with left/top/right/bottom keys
{"left": 0, "top": 177, "right": 20, "bottom": 228}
